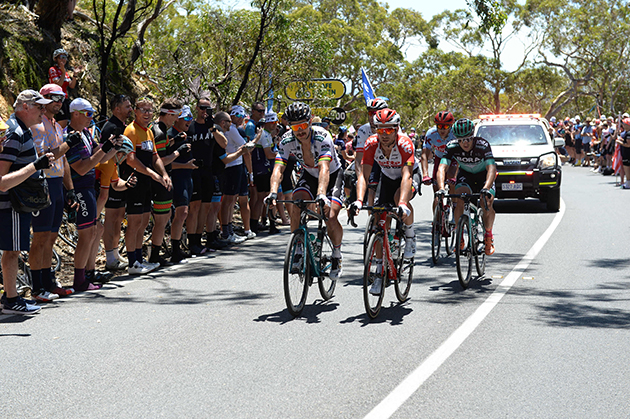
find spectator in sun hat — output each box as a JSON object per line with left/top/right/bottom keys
{"left": 0, "top": 90, "right": 55, "bottom": 314}
{"left": 29, "top": 83, "right": 84, "bottom": 301}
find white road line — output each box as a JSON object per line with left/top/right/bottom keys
{"left": 364, "top": 199, "right": 566, "bottom": 419}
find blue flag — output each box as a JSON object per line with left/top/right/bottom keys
{"left": 361, "top": 68, "right": 375, "bottom": 104}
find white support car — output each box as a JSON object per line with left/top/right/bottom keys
{"left": 475, "top": 114, "right": 564, "bottom": 212}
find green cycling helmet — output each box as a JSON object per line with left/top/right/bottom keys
{"left": 452, "top": 118, "right": 475, "bottom": 138}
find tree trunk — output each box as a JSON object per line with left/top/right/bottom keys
{"left": 37, "top": 0, "right": 69, "bottom": 41}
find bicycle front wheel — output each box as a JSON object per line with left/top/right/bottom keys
{"left": 317, "top": 234, "right": 337, "bottom": 301}
{"left": 283, "top": 230, "right": 309, "bottom": 317}
{"left": 455, "top": 215, "right": 473, "bottom": 289}
{"left": 431, "top": 205, "right": 442, "bottom": 265}
{"left": 363, "top": 233, "right": 385, "bottom": 319}
{"left": 446, "top": 205, "right": 457, "bottom": 256}
{"left": 395, "top": 238, "right": 413, "bottom": 303}
{"left": 363, "top": 213, "right": 377, "bottom": 260}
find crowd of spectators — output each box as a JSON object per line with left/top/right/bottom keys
{"left": 549, "top": 114, "right": 630, "bottom": 188}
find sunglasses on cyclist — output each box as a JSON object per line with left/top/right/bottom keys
{"left": 77, "top": 110, "right": 94, "bottom": 117}
{"left": 376, "top": 127, "right": 396, "bottom": 135}
{"left": 290, "top": 122, "right": 310, "bottom": 132}
{"left": 458, "top": 136, "right": 473, "bottom": 143}
{"left": 436, "top": 124, "right": 451, "bottom": 130}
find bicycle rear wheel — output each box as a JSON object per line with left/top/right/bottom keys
{"left": 455, "top": 215, "right": 473, "bottom": 289}
{"left": 474, "top": 211, "right": 486, "bottom": 276}
{"left": 363, "top": 233, "right": 385, "bottom": 319}
{"left": 317, "top": 233, "right": 336, "bottom": 301}
{"left": 431, "top": 205, "right": 442, "bottom": 265}
{"left": 283, "top": 230, "right": 309, "bottom": 317}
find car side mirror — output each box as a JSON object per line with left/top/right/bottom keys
{"left": 554, "top": 138, "right": 565, "bottom": 148}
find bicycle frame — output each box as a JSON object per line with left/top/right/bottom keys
{"left": 364, "top": 206, "right": 403, "bottom": 280}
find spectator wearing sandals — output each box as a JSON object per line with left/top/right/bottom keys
{"left": 65, "top": 98, "right": 121, "bottom": 291}
{"left": 0, "top": 90, "right": 55, "bottom": 314}
{"left": 101, "top": 94, "right": 134, "bottom": 271}
{"left": 30, "top": 84, "right": 83, "bottom": 301}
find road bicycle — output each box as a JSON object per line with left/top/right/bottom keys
{"left": 272, "top": 199, "right": 336, "bottom": 317}
{"left": 431, "top": 193, "right": 457, "bottom": 264}
{"left": 351, "top": 204, "right": 414, "bottom": 319}
{"left": 447, "top": 192, "right": 488, "bottom": 289}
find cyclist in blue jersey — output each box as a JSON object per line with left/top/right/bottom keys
{"left": 436, "top": 118, "right": 497, "bottom": 255}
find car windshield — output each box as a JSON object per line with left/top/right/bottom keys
{"left": 477, "top": 124, "right": 549, "bottom": 146}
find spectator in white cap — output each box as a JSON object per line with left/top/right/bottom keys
{"left": 29, "top": 84, "right": 84, "bottom": 301}
{"left": 218, "top": 105, "right": 253, "bottom": 242}
{"left": 249, "top": 110, "right": 279, "bottom": 232}
{"left": 0, "top": 90, "right": 55, "bottom": 314}
{"left": 65, "top": 98, "right": 121, "bottom": 291}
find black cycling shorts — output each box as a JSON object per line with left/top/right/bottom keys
{"left": 455, "top": 170, "right": 496, "bottom": 196}
{"left": 294, "top": 168, "right": 344, "bottom": 207}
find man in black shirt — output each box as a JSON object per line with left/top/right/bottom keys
{"left": 101, "top": 94, "right": 133, "bottom": 271}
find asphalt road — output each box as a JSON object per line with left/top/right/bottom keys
{"left": 1, "top": 165, "right": 629, "bottom": 418}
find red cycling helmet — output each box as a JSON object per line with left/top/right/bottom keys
{"left": 373, "top": 108, "right": 401, "bottom": 126}
{"left": 434, "top": 111, "right": 455, "bottom": 125}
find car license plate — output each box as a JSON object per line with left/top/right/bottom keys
{"left": 501, "top": 183, "right": 523, "bottom": 191}
{"left": 503, "top": 160, "right": 521, "bottom": 166}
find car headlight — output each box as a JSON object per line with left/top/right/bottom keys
{"left": 538, "top": 152, "right": 557, "bottom": 170}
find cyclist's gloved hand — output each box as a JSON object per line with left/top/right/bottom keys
{"left": 64, "top": 132, "right": 83, "bottom": 148}
{"left": 66, "top": 188, "right": 77, "bottom": 207}
{"left": 176, "top": 143, "right": 190, "bottom": 156}
{"left": 397, "top": 202, "right": 411, "bottom": 218}
{"left": 316, "top": 194, "right": 330, "bottom": 208}
{"left": 435, "top": 189, "right": 446, "bottom": 199}
{"left": 349, "top": 200, "right": 362, "bottom": 216}
{"left": 480, "top": 188, "right": 492, "bottom": 198}
{"left": 422, "top": 176, "right": 432, "bottom": 185}
{"left": 33, "top": 154, "right": 51, "bottom": 170}
{"left": 265, "top": 192, "right": 278, "bottom": 206}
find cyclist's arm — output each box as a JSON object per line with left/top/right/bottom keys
{"left": 355, "top": 162, "right": 371, "bottom": 203}
{"left": 269, "top": 161, "right": 286, "bottom": 194}
{"left": 421, "top": 148, "right": 431, "bottom": 178}
{"left": 316, "top": 159, "right": 330, "bottom": 196}
{"left": 354, "top": 151, "right": 364, "bottom": 180}
{"left": 399, "top": 164, "right": 413, "bottom": 205}
{"left": 436, "top": 159, "right": 449, "bottom": 191}
{"left": 484, "top": 163, "right": 497, "bottom": 190}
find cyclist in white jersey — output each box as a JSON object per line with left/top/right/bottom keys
{"left": 266, "top": 102, "right": 344, "bottom": 280}
{"left": 422, "top": 111, "right": 458, "bottom": 208}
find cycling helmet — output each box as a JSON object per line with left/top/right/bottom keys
{"left": 53, "top": 48, "right": 68, "bottom": 60}
{"left": 373, "top": 108, "right": 401, "bottom": 127}
{"left": 284, "top": 101, "right": 311, "bottom": 122}
{"left": 451, "top": 118, "right": 475, "bottom": 138}
{"left": 115, "top": 136, "right": 134, "bottom": 164}
{"left": 366, "top": 98, "right": 388, "bottom": 111}
{"left": 434, "top": 111, "right": 455, "bottom": 125}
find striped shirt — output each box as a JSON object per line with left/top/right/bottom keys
{"left": 0, "top": 114, "right": 41, "bottom": 209}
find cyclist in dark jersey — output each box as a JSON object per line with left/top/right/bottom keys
{"left": 436, "top": 118, "right": 497, "bottom": 255}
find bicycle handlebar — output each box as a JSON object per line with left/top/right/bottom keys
{"left": 445, "top": 192, "right": 490, "bottom": 211}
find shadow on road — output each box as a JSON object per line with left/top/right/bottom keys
{"left": 254, "top": 300, "right": 340, "bottom": 324}
{"left": 340, "top": 301, "right": 413, "bottom": 326}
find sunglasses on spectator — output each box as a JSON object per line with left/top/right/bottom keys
{"left": 436, "top": 124, "right": 451, "bottom": 130}
{"left": 45, "top": 94, "right": 65, "bottom": 103}
{"left": 376, "top": 127, "right": 396, "bottom": 135}
{"left": 0, "top": 129, "right": 6, "bottom": 138}
{"left": 58, "top": 55, "right": 68, "bottom": 60}
{"left": 253, "top": 108, "right": 265, "bottom": 113}
{"left": 290, "top": 122, "right": 310, "bottom": 131}
{"left": 137, "top": 107, "right": 153, "bottom": 114}
{"left": 458, "top": 136, "right": 473, "bottom": 143}
{"left": 29, "top": 103, "right": 45, "bottom": 110}
{"left": 77, "top": 110, "right": 94, "bottom": 117}
{"left": 182, "top": 116, "right": 193, "bottom": 122}
{"left": 233, "top": 113, "right": 246, "bottom": 118}
{"left": 198, "top": 105, "right": 211, "bottom": 110}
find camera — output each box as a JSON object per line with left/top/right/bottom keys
{"left": 205, "top": 113, "right": 215, "bottom": 127}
